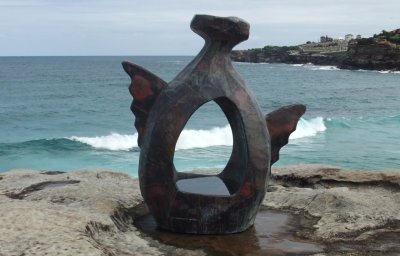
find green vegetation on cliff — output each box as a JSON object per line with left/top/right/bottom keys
{"left": 373, "top": 29, "right": 400, "bottom": 44}
{"left": 357, "top": 29, "right": 400, "bottom": 45}
{"left": 261, "top": 45, "right": 299, "bottom": 54}
{"left": 231, "top": 45, "right": 300, "bottom": 63}
{"left": 231, "top": 44, "right": 344, "bottom": 66}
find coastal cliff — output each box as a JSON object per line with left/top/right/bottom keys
{"left": 340, "top": 32, "right": 400, "bottom": 71}
{"left": 232, "top": 28, "right": 400, "bottom": 71}
{"left": 231, "top": 46, "right": 346, "bottom": 66}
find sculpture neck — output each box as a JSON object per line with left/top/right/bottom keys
{"left": 202, "top": 39, "right": 234, "bottom": 56}
{"left": 174, "top": 40, "right": 234, "bottom": 81}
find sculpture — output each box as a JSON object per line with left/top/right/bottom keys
{"left": 122, "top": 14, "right": 305, "bottom": 234}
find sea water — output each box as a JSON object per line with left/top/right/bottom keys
{"left": 0, "top": 56, "right": 399, "bottom": 176}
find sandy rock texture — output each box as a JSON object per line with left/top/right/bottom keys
{"left": 0, "top": 165, "right": 399, "bottom": 255}
{"left": 267, "top": 165, "right": 400, "bottom": 243}
{"left": 0, "top": 169, "right": 202, "bottom": 256}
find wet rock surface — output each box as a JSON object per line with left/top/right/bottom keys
{"left": 135, "top": 208, "right": 324, "bottom": 255}
{"left": 0, "top": 165, "right": 399, "bottom": 255}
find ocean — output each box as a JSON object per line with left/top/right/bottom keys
{"left": 0, "top": 56, "right": 399, "bottom": 176}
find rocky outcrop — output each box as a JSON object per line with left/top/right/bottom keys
{"left": 231, "top": 46, "right": 298, "bottom": 63}
{"left": 0, "top": 166, "right": 399, "bottom": 255}
{"left": 232, "top": 28, "right": 400, "bottom": 71}
{"left": 266, "top": 165, "right": 400, "bottom": 243}
{"left": 340, "top": 40, "right": 400, "bottom": 71}
{"left": 231, "top": 48, "right": 346, "bottom": 66}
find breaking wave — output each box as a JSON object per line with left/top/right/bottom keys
{"left": 299, "top": 64, "right": 340, "bottom": 71}
{"left": 289, "top": 117, "right": 326, "bottom": 139}
{"left": 69, "top": 133, "right": 137, "bottom": 151}
{"left": 67, "top": 117, "right": 326, "bottom": 151}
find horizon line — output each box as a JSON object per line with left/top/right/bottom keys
{"left": 0, "top": 54, "right": 196, "bottom": 57}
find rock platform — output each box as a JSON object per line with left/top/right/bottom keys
{"left": 0, "top": 165, "right": 399, "bottom": 255}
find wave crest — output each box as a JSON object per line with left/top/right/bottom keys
{"left": 69, "top": 133, "right": 137, "bottom": 151}
{"left": 292, "top": 64, "right": 339, "bottom": 71}
{"left": 176, "top": 125, "right": 233, "bottom": 150}
{"left": 68, "top": 117, "right": 326, "bottom": 151}
{"left": 289, "top": 117, "right": 326, "bottom": 140}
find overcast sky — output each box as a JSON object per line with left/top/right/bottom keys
{"left": 0, "top": 0, "right": 398, "bottom": 56}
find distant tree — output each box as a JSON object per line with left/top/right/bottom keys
{"left": 357, "top": 38, "right": 375, "bottom": 45}
{"left": 389, "top": 35, "right": 400, "bottom": 44}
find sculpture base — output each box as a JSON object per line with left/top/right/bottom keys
{"left": 134, "top": 208, "right": 325, "bottom": 255}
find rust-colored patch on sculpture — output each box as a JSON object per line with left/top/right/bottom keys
{"left": 131, "top": 75, "right": 154, "bottom": 101}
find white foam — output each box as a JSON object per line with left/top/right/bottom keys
{"left": 175, "top": 125, "right": 233, "bottom": 150}
{"left": 356, "top": 69, "right": 400, "bottom": 74}
{"left": 302, "top": 64, "right": 339, "bottom": 71}
{"left": 289, "top": 117, "right": 326, "bottom": 140}
{"left": 317, "top": 66, "right": 339, "bottom": 71}
{"left": 68, "top": 117, "right": 326, "bottom": 151}
{"left": 68, "top": 125, "right": 233, "bottom": 151}
{"left": 378, "top": 70, "right": 400, "bottom": 74}
{"left": 69, "top": 133, "right": 137, "bottom": 151}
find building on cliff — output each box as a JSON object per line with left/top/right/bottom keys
{"left": 299, "top": 40, "right": 348, "bottom": 53}
{"left": 299, "top": 34, "right": 354, "bottom": 54}
{"left": 345, "top": 34, "right": 354, "bottom": 41}
{"left": 320, "top": 35, "right": 333, "bottom": 43}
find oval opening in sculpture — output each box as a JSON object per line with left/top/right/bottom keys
{"left": 174, "top": 97, "right": 248, "bottom": 197}
{"left": 174, "top": 100, "right": 233, "bottom": 196}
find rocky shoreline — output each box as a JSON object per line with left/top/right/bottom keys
{"left": 0, "top": 165, "right": 399, "bottom": 255}
{"left": 231, "top": 48, "right": 347, "bottom": 67}
{"left": 231, "top": 29, "right": 400, "bottom": 72}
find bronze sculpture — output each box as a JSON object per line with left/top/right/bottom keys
{"left": 123, "top": 14, "right": 305, "bottom": 234}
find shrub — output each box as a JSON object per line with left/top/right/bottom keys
{"left": 388, "top": 35, "right": 400, "bottom": 44}
{"left": 357, "top": 38, "right": 375, "bottom": 45}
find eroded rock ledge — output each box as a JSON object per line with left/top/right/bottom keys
{"left": 0, "top": 165, "right": 399, "bottom": 255}
{"left": 266, "top": 165, "right": 400, "bottom": 243}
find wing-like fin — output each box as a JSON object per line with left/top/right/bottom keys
{"left": 122, "top": 61, "right": 167, "bottom": 147}
{"left": 266, "top": 104, "right": 306, "bottom": 165}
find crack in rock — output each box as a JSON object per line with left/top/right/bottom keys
{"left": 111, "top": 202, "right": 148, "bottom": 232}
{"left": 5, "top": 180, "right": 80, "bottom": 199}
{"left": 40, "top": 171, "right": 66, "bottom": 175}
{"left": 272, "top": 174, "right": 400, "bottom": 191}
{"left": 84, "top": 202, "right": 194, "bottom": 256}
{"left": 339, "top": 220, "right": 400, "bottom": 240}
{"left": 85, "top": 221, "right": 117, "bottom": 256}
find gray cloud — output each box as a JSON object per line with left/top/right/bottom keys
{"left": 0, "top": 0, "right": 398, "bottom": 55}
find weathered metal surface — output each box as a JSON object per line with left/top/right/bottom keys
{"left": 123, "top": 14, "right": 305, "bottom": 234}
{"left": 266, "top": 104, "right": 306, "bottom": 164}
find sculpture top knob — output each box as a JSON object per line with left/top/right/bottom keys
{"left": 190, "top": 14, "right": 249, "bottom": 47}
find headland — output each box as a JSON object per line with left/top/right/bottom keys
{"left": 231, "top": 29, "right": 400, "bottom": 71}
